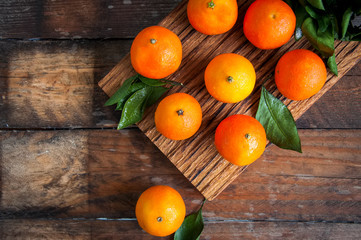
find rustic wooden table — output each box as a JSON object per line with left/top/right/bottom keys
{"left": 0, "top": 0, "right": 360, "bottom": 239}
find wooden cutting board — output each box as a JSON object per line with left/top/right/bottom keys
{"left": 99, "top": 0, "right": 361, "bottom": 200}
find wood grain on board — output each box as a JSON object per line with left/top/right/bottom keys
{"left": 1, "top": 219, "right": 360, "bottom": 240}
{"left": 1, "top": 129, "right": 360, "bottom": 222}
{"left": 98, "top": 0, "right": 361, "bottom": 200}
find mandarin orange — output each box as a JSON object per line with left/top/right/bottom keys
{"left": 275, "top": 49, "right": 327, "bottom": 100}
{"left": 155, "top": 93, "right": 202, "bottom": 140}
{"left": 205, "top": 53, "right": 256, "bottom": 103}
{"left": 243, "top": 0, "right": 296, "bottom": 49}
{"left": 187, "top": 0, "right": 238, "bottom": 35}
{"left": 130, "top": 26, "right": 182, "bottom": 79}
{"left": 135, "top": 185, "right": 186, "bottom": 237}
{"left": 215, "top": 114, "right": 267, "bottom": 166}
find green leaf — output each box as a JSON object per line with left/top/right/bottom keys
{"left": 327, "top": 54, "right": 338, "bottom": 76}
{"left": 115, "top": 82, "right": 147, "bottom": 111}
{"left": 256, "top": 87, "right": 302, "bottom": 153}
{"left": 330, "top": 15, "right": 339, "bottom": 39}
{"left": 139, "top": 75, "right": 167, "bottom": 87}
{"left": 317, "top": 15, "right": 330, "bottom": 34}
{"left": 294, "top": 4, "right": 309, "bottom": 40}
{"left": 301, "top": 17, "right": 334, "bottom": 57}
{"left": 305, "top": 5, "right": 319, "bottom": 19}
{"left": 341, "top": 7, "right": 353, "bottom": 39}
{"left": 145, "top": 86, "right": 169, "bottom": 107}
{"left": 174, "top": 200, "right": 205, "bottom": 240}
{"left": 307, "top": 0, "right": 325, "bottom": 10}
{"left": 117, "top": 87, "right": 152, "bottom": 130}
{"left": 104, "top": 74, "right": 138, "bottom": 106}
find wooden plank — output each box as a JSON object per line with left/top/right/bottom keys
{"left": 0, "top": 129, "right": 202, "bottom": 219}
{"left": 0, "top": 40, "right": 131, "bottom": 128}
{"left": 0, "top": 40, "right": 360, "bottom": 129}
{"left": 1, "top": 129, "right": 360, "bottom": 222}
{"left": 0, "top": 0, "right": 180, "bottom": 39}
{"left": 98, "top": 0, "right": 361, "bottom": 200}
{"left": 1, "top": 219, "right": 360, "bottom": 239}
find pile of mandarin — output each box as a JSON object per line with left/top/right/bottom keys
{"left": 129, "top": 0, "right": 327, "bottom": 237}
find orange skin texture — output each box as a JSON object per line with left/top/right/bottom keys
{"left": 130, "top": 26, "right": 182, "bottom": 79}
{"left": 155, "top": 93, "right": 202, "bottom": 140}
{"left": 215, "top": 114, "right": 267, "bottom": 166}
{"left": 135, "top": 185, "right": 186, "bottom": 237}
{"left": 205, "top": 53, "right": 256, "bottom": 103}
{"left": 187, "top": 0, "right": 238, "bottom": 35}
{"left": 243, "top": 0, "right": 296, "bottom": 49}
{"left": 275, "top": 49, "right": 327, "bottom": 101}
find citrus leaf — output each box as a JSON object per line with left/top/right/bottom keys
{"left": 307, "top": 0, "right": 325, "bottom": 10}
{"left": 115, "top": 82, "right": 147, "bottom": 111}
{"left": 327, "top": 54, "right": 338, "bottom": 76}
{"left": 305, "top": 5, "right": 319, "bottom": 19}
{"left": 104, "top": 74, "right": 138, "bottom": 106}
{"left": 256, "top": 86, "right": 302, "bottom": 153}
{"left": 174, "top": 200, "right": 205, "bottom": 240}
{"left": 117, "top": 87, "right": 151, "bottom": 130}
{"left": 341, "top": 7, "right": 353, "bottom": 39}
{"left": 317, "top": 15, "right": 330, "bottom": 34}
{"left": 160, "top": 78, "right": 184, "bottom": 86}
{"left": 302, "top": 17, "right": 334, "bottom": 57}
{"left": 294, "top": 3, "right": 309, "bottom": 40}
{"left": 139, "top": 75, "right": 167, "bottom": 86}
{"left": 145, "top": 86, "right": 169, "bottom": 108}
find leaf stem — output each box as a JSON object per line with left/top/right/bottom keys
{"left": 160, "top": 79, "right": 184, "bottom": 86}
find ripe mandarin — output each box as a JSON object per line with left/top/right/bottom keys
{"left": 135, "top": 185, "right": 186, "bottom": 237}
{"left": 275, "top": 49, "right": 327, "bottom": 100}
{"left": 130, "top": 26, "right": 182, "bottom": 79}
{"left": 155, "top": 93, "right": 202, "bottom": 140}
{"left": 187, "top": 0, "right": 238, "bottom": 35}
{"left": 215, "top": 114, "right": 267, "bottom": 166}
{"left": 205, "top": 53, "right": 256, "bottom": 103}
{"left": 243, "top": 0, "right": 296, "bottom": 49}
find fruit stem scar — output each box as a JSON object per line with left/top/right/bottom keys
{"left": 157, "top": 217, "right": 163, "bottom": 222}
{"left": 150, "top": 38, "right": 157, "bottom": 44}
{"left": 208, "top": 0, "right": 215, "bottom": 9}
{"left": 227, "top": 76, "right": 234, "bottom": 83}
{"left": 177, "top": 109, "right": 184, "bottom": 116}
{"left": 245, "top": 133, "right": 250, "bottom": 139}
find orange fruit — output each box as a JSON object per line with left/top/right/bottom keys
{"left": 155, "top": 93, "right": 202, "bottom": 140}
{"left": 135, "top": 185, "right": 186, "bottom": 237}
{"left": 243, "top": 0, "right": 296, "bottom": 49}
{"left": 204, "top": 53, "right": 256, "bottom": 103}
{"left": 275, "top": 49, "right": 327, "bottom": 100}
{"left": 187, "top": 0, "right": 238, "bottom": 35}
{"left": 215, "top": 114, "right": 267, "bottom": 166}
{"left": 130, "top": 26, "right": 182, "bottom": 79}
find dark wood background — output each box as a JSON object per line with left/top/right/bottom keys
{"left": 0, "top": 0, "right": 360, "bottom": 239}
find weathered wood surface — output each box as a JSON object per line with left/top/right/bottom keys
{"left": 1, "top": 219, "right": 360, "bottom": 240}
{"left": 0, "top": 0, "right": 360, "bottom": 238}
{"left": 1, "top": 129, "right": 360, "bottom": 221}
{"left": 0, "top": 129, "right": 360, "bottom": 238}
{"left": 0, "top": 0, "right": 181, "bottom": 39}
{"left": 99, "top": 0, "right": 361, "bottom": 200}
{"left": 1, "top": 40, "right": 360, "bottom": 129}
